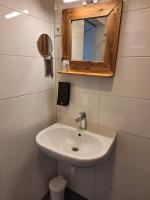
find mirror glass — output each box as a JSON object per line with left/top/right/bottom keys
{"left": 71, "top": 17, "right": 107, "bottom": 61}
{"left": 37, "top": 34, "right": 53, "bottom": 58}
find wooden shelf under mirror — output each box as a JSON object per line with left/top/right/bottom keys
{"left": 59, "top": 0, "right": 123, "bottom": 77}
{"left": 58, "top": 70, "right": 113, "bottom": 77}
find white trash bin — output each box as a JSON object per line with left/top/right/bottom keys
{"left": 49, "top": 176, "right": 67, "bottom": 200}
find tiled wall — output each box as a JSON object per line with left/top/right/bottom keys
{"left": 54, "top": 0, "right": 150, "bottom": 199}
{"left": 0, "top": 0, "right": 57, "bottom": 199}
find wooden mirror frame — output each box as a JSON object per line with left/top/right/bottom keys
{"left": 59, "top": 0, "right": 123, "bottom": 77}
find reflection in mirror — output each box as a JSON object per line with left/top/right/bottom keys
{"left": 37, "top": 34, "right": 53, "bottom": 58}
{"left": 71, "top": 17, "right": 107, "bottom": 61}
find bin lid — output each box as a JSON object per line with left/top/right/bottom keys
{"left": 49, "top": 176, "right": 67, "bottom": 192}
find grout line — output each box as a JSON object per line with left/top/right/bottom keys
{"left": 114, "top": 160, "right": 150, "bottom": 176}
{"left": 0, "top": 138, "right": 53, "bottom": 180}
{"left": 98, "top": 121, "right": 150, "bottom": 140}
{"left": 97, "top": 160, "right": 150, "bottom": 186}
{"left": 89, "top": 120, "right": 150, "bottom": 140}
{"left": 97, "top": 79, "right": 101, "bottom": 126}
{"left": 118, "top": 129, "right": 150, "bottom": 141}
{"left": 93, "top": 161, "right": 150, "bottom": 200}
{"left": 101, "top": 93, "right": 150, "bottom": 101}
{"left": 95, "top": 122, "right": 150, "bottom": 141}
{"left": 0, "top": 88, "right": 55, "bottom": 101}
{"left": 57, "top": 113, "right": 150, "bottom": 141}
{"left": 0, "top": 3, "right": 52, "bottom": 24}
{"left": 0, "top": 161, "right": 26, "bottom": 180}
{"left": 55, "top": 85, "right": 150, "bottom": 101}
{"left": 0, "top": 123, "right": 36, "bottom": 144}
{"left": 124, "top": 6, "right": 150, "bottom": 13}
{"left": 0, "top": 128, "right": 28, "bottom": 143}
{"left": 118, "top": 55, "right": 150, "bottom": 58}
{"left": 0, "top": 118, "right": 52, "bottom": 144}
{"left": 0, "top": 53, "right": 42, "bottom": 59}
{"left": 55, "top": 87, "right": 100, "bottom": 95}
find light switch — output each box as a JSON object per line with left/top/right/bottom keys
{"left": 55, "top": 24, "right": 61, "bottom": 36}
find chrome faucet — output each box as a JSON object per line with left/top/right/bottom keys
{"left": 75, "top": 112, "right": 87, "bottom": 130}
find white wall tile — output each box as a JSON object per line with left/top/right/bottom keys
{"left": 96, "top": 161, "right": 150, "bottom": 200}
{"left": 54, "top": 36, "right": 62, "bottom": 59}
{"left": 123, "top": 0, "right": 150, "bottom": 11}
{"left": 0, "top": 55, "right": 55, "bottom": 99}
{"left": 0, "top": 0, "right": 53, "bottom": 22}
{"left": 0, "top": 128, "right": 37, "bottom": 178}
{"left": 0, "top": 151, "right": 56, "bottom": 200}
{"left": 56, "top": 59, "right": 101, "bottom": 94}
{"left": 57, "top": 90, "right": 100, "bottom": 125}
{"left": 99, "top": 95, "right": 150, "bottom": 138}
{"left": 0, "top": 119, "right": 56, "bottom": 178}
{"left": 58, "top": 161, "right": 95, "bottom": 200}
{"left": 0, "top": 5, "right": 53, "bottom": 57}
{"left": 42, "top": 89, "right": 57, "bottom": 123}
{"left": 0, "top": 0, "right": 56, "bottom": 199}
{"left": 101, "top": 57, "right": 150, "bottom": 99}
{"left": 0, "top": 90, "right": 56, "bottom": 141}
{"left": 54, "top": 0, "right": 81, "bottom": 24}
{"left": 55, "top": 58, "right": 61, "bottom": 72}
{"left": 118, "top": 8, "right": 150, "bottom": 56}
{"left": 114, "top": 132, "right": 150, "bottom": 174}
{"left": 57, "top": 74, "right": 100, "bottom": 93}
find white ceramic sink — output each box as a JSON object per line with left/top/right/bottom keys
{"left": 36, "top": 123, "right": 116, "bottom": 167}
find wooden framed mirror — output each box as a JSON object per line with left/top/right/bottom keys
{"left": 59, "top": 0, "right": 123, "bottom": 77}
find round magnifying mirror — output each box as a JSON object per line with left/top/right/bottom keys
{"left": 37, "top": 34, "right": 53, "bottom": 58}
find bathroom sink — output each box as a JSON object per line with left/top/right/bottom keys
{"left": 36, "top": 123, "right": 116, "bottom": 167}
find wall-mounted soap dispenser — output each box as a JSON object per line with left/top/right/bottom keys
{"left": 57, "top": 82, "right": 70, "bottom": 106}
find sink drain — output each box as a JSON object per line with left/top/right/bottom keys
{"left": 72, "top": 147, "right": 79, "bottom": 152}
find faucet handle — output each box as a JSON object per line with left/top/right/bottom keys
{"left": 79, "top": 112, "right": 86, "bottom": 118}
